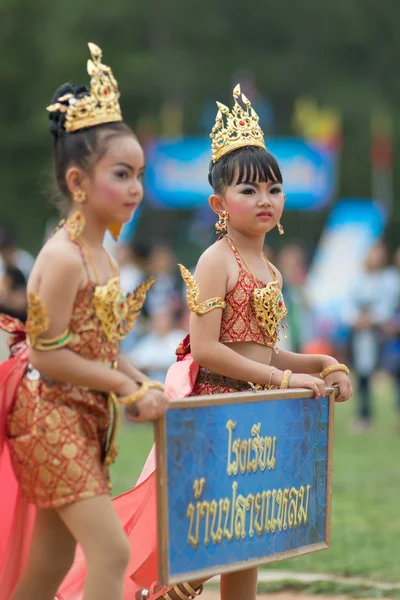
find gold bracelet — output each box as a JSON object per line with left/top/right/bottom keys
{"left": 280, "top": 369, "right": 292, "bottom": 389}
{"left": 268, "top": 367, "right": 276, "bottom": 387}
{"left": 116, "top": 380, "right": 164, "bottom": 406}
{"left": 320, "top": 364, "right": 349, "bottom": 380}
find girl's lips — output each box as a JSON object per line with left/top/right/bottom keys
{"left": 256, "top": 210, "right": 273, "bottom": 220}
{"left": 124, "top": 202, "right": 137, "bottom": 208}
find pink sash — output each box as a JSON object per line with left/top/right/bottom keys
{"left": 0, "top": 315, "right": 36, "bottom": 599}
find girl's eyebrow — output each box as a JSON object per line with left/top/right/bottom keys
{"left": 235, "top": 181, "right": 259, "bottom": 188}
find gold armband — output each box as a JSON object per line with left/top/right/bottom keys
{"left": 320, "top": 363, "right": 349, "bottom": 380}
{"left": 280, "top": 369, "right": 292, "bottom": 389}
{"left": 115, "top": 380, "right": 164, "bottom": 406}
{"left": 26, "top": 292, "right": 71, "bottom": 350}
{"left": 34, "top": 330, "right": 71, "bottom": 351}
{"left": 178, "top": 263, "right": 226, "bottom": 315}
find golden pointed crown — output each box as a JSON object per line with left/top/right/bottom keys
{"left": 47, "top": 43, "right": 122, "bottom": 133}
{"left": 210, "top": 84, "right": 266, "bottom": 163}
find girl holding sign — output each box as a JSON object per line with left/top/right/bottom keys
{"left": 59, "top": 86, "right": 352, "bottom": 600}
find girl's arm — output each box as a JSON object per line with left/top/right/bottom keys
{"left": 189, "top": 247, "right": 283, "bottom": 387}
{"left": 117, "top": 354, "right": 150, "bottom": 383}
{"left": 271, "top": 349, "right": 337, "bottom": 376}
{"left": 28, "top": 242, "right": 136, "bottom": 397}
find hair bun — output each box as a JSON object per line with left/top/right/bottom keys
{"left": 48, "top": 83, "right": 90, "bottom": 138}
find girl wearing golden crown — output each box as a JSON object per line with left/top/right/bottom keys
{"left": 0, "top": 43, "right": 169, "bottom": 600}
{"left": 57, "top": 86, "right": 353, "bottom": 600}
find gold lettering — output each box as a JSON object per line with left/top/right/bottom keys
{"left": 199, "top": 501, "right": 211, "bottom": 546}
{"left": 222, "top": 497, "right": 233, "bottom": 542}
{"left": 246, "top": 493, "right": 255, "bottom": 538}
{"left": 276, "top": 488, "right": 289, "bottom": 531}
{"left": 254, "top": 492, "right": 264, "bottom": 536}
{"left": 210, "top": 499, "right": 224, "bottom": 544}
{"left": 288, "top": 487, "right": 299, "bottom": 528}
{"left": 297, "top": 484, "right": 311, "bottom": 525}
{"left": 267, "top": 436, "right": 277, "bottom": 470}
{"left": 187, "top": 503, "right": 199, "bottom": 549}
{"left": 234, "top": 494, "right": 247, "bottom": 540}
{"left": 226, "top": 420, "right": 238, "bottom": 476}
{"left": 239, "top": 439, "right": 248, "bottom": 474}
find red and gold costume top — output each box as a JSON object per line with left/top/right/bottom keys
{"left": 179, "top": 236, "right": 287, "bottom": 350}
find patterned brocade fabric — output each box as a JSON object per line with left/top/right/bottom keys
{"left": 6, "top": 280, "right": 121, "bottom": 508}
{"left": 219, "top": 270, "right": 272, "bottom": 346}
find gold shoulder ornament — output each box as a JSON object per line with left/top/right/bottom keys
{"left": 26, "top": 292, "right": 71, "bottom": 351}
{"left": 178, "top": 264, "right": 226, "bottom": 315}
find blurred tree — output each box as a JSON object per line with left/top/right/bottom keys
{"left": 1, "top": 0, "right": 400, "bottom": 251}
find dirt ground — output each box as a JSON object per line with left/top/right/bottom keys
{"left": 201, "top": 587, "right": 348, "bottom": 600}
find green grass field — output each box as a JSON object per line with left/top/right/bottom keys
{"left": 110, "top": 378, "right": 400, "bottom": 583}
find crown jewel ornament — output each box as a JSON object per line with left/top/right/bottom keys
{"left": 210, "top": 84, "right": 266, "bottom": 163}
{"left": 46, "top": 43, "right": 122, "bottom": 133}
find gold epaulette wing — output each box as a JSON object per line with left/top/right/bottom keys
{"left": 178, "top": 264, "right": 226, "bottom": 314}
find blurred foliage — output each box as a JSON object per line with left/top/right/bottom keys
{"left": 1, "top": 0, "right": 400, "bottom": 252}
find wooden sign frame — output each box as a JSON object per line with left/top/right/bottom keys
{"left": 154, "top": 387, "right": 335, "bottom": 584}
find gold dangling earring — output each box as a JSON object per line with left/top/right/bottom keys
{"left": 277, "top": 221, "right": 284, "bottom": 235}
{"left": 215, "top": 210, "right": 228, "bottom": 235}
{"left": 65, "top": 190, "right": 87, "bottom": 241}
{"left": 65, "top": 211, "right": 86, "bottom": 241}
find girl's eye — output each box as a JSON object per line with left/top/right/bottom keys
{"left": 271, "top": 186, "right": 282, "bottom": 194}
{"left": 116, "top": 170, "right": 129, "bottom": 179}
{"left": 242, "top": 187, "right": 255, "bottom": 194}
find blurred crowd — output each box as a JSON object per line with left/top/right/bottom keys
{"left": 1, "top": 220, "right": 400, "bottom": 431}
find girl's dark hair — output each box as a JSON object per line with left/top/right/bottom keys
{"left": 48, "top": 83, "right": 135, "bottom": 211}
{"left": 208, "top": 146, "right": 283, "bottom": 194}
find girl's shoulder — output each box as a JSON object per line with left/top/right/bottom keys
{"left": 196, "top": 237, "right": 234, "bottom": 270}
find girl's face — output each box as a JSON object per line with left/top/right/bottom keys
{"left": 83, "top": 135, "right": 145, "bottom": 227}
{"left": 221, "top": 174, "right": 285, "bottom": 236}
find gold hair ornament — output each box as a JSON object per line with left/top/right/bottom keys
{"left": 210, "top": 84, "right": 266, "bottom": 163}
{"left": 178, "top": 264, "right": 226, "bottom": 314}
{"left": 46, "top": 42, "right": 122, "bottom": 133}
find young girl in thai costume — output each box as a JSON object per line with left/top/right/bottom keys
{"left": 0, "top": 43, "right": 169, "bottom": 600}
{"left": 58, "top": 86, "right": 353, "bottom": 600}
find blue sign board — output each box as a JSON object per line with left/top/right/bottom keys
{"left": 155, "top": 389, "right": 334, "bottom": 583}
{"left": 145, "top": 138, "right": 336, "bottom": 211}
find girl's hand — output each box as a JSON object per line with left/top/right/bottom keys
{"left": 324, "top": 371, "right": 353, "bottom": 402}
{"left": 287, "top": 373, "right": 326, "bottom": 398}
{"left": 126, "top": 389, "right": 170, "bottom": 422}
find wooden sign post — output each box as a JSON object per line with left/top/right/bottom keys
{"left": 155, "top": 387, "right": 335, "bottom": 584}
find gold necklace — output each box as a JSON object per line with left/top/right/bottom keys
{"left": 226, "top": 236, "right": 276, "bottom": 285}
{"left": 78, "top": 236, "right": 118, "bottom": 284}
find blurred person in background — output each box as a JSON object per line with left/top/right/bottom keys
{"left": 128, "top": 306, "right": 186, "bottom": 385}
{"left": 146, "top": 243, "right": 182, "bottom": 316}
{"left": 116, "top": 239, "right": 152, "bottom": 354}
{"left": 345, "top": 242, "right": 397, "bottom": 431}
{"left": 0, "top": 222, "right": 35, "bottom": 280}
{"left": 381, "top": 246, "right": 400, "bottom": 429}
{"left": 277, "top": 244, "right": 314, "bottom": 352}
{"left": 0, "top": 264, "right": 27, "bottom": 322}
{"left": 115, "top": 238, "right": 151, "bottom": 294}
